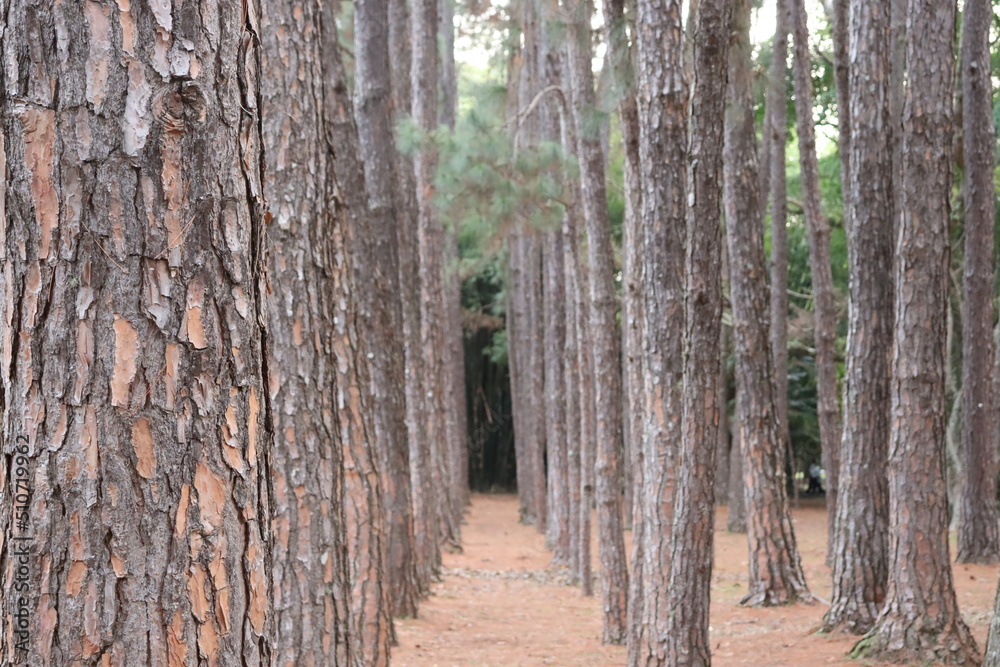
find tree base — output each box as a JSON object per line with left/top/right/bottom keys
{"left": 818, "top": 599, "right": 879, "bottom": 635}
{"left": 740, "top": 584, "right": 816, "bottom": 607}
{"left": 851, "top": 613, "right": 981, "bottom": 666}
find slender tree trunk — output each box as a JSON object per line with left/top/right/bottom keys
{"left": 665, "top": 0, "right": 731, "bottom": 661}
{"left": 825, "top": 0, "right": 849, "bottom": 564}
{"left": 413, "top": 0, "right": 460, "bottom": 550}
{"left": 603, "top": 0, "right": 642, "bottom": 543}
{"left": 789, "top": 0, "right": 841, "bottom": 550}
{"left": 715, "top": 324, "right": 731, "bottom": 506}
{"left": 390, "top": 0, "right": 436, "bottom": 592}
{"left": 564, "top": 211, "right": 583, "bottom": 581}
{"left": 630, "top": 0, "right": 687, "bottom": 655}
{"left": 566, "top": 0, "right": 629, "bottom": 643}
{"left": 576, "top": 246, "right": 596, "bottom": 598}
{"left": 544, "top": 230, "right": 570, "bottom": 563}
{"left": 765, "top": 0, "right": 792, "bottom": 513}
{"left": 524, "top": 233, "right": 548, "bottom": 532}
{"left": 508, "top": 234, "right": 534, "bottom": 523}
{"left": 821, "top": 0, "right": 892, "bottom": 634}
{"left": 956, "top": 0, "right": 999, "bottom": 565}
{"left": 0, "top": 1, "right": 285, "bottom": 663}
{"left": 852, "top": 1, "right": 979, "bottom": 662}
{"left": 724, "top": 0, "right": 813, "bottom": 607}
{"left": 354, "top": 0, "right": 422, "bottom": 619}
{"left": 726, "top": 399, "right": 748, "bottom": 534}
{"left": 439, "top": 0, "right": 469, "bottom": 523}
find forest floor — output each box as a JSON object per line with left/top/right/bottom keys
{"left": 393, "top": 493, "right": 1000, "bottom": 666}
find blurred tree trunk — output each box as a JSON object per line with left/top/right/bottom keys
{"left": 602, "top": 0, "right": 642, "bottom": 541}
{"left": 390, "top": 0, "right": 437, "bottom": 591}
{"left": 629, "top": 0, "right": 687, "bottom": 654}
{"left": 664, "top": 0, "right": 731, "bottom": 660}
{"left": 956, "top": 0, "right": 999, "bottom": 565}
{"left": 825, "top": 0, "right": 849, "bottom": 564}
{"left": 439, "top": 0, "right": 469, "bottom": 520}
{"left": 821, "top": 0, "right": 892, "bottom": 635}
{"left": 789, "top": 0, "right": 841, "bottom": 545}
{"left": 544, "top": 230, "right": 570, "bottom": 562}
{"left": 764, "top": 0, "right": 792, "bottom": 508}
{"left": 354, "top": 0, "right": 422, "bottom": 619}
{"left": 852, "top": 0, "right": 979, "bottom": 661}
{"left": 566, "top": 0, "right": 629, "bottom": 643}
{"left": 724, "top": 0, "right": 813, "bottom": 607}
{"left": 413, "top": 0, "right": 461, "bottom": 550}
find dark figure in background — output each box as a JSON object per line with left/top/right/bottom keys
{"left": 807, "top": 463, "right": 825, "bottom": 494}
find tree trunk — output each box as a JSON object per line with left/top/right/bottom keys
{"left": 664, "top": 0, "right": 731, "bottom": 661}
{"left": 715, "top": 324, "right": 731, "bottom": 507}
{"left": 852, "top": 0, "right": 979, "bottom": 662}
{"left": 820, "top": 0, "right": 892, "bottom": 635}
{"left": 566, "top": 0, "right": 629, "bottom": 644}
{"left": 0, "top": 1, "right": 282, "bottom": 663}
{"left": 630, "top": 0, "right": 687, "bottom": 655}
{"left": 413, "top": 0, "right": 460, "bottom": 550}
{"left": 726, "top": 402, "right": 748, "bottom": 534}
{"left": 526, "top": 234, "right": 547, "bottom": 534}
{"left": 563, "top": 210, "right": 583, "bottom": 582}
{"left": 764, "top": 0, "right": 792, "bottom": 514}
{"left": 789, "top": 0, "right": 841, "bottom": 561}
{"left": 825, "top": 0, "right": 849, "bottom": 564}
{"left": 320, "top": 19, "right": 394, "bottom": 662}
{"left": 956, "top": 0, "right": 999, "bottom": 565}
{"left": 724, "top": 0, "right": 813, "bottom": 608}
{"left": 576, "top": 244, "right": 596, "bottom": 598}
{"left": 508, "top": 234, "right": 534, "bottom": 523}
{"left": 354, "top": 0, "right": 422, "bottom": 619}
{"left": 544, "top": 230, "right": 570, "bottom": 563}
{"left": 390, "top": 0, "right": 436, "bottom": 592}
{"left": 603, "top": 0, "right": 642, "bottom": 543}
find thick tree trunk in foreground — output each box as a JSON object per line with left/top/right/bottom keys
{"left": 630, "top": 0, "right": 687, "bottom": 657}
{"left": 566, "top": 0, "right": 629, "bottom": 643}
{"left": 956, "top": 0, "right": 999, "bottom": 565}
{"left": 821, "top": 0, "right": 892, "bottom": 635}
{"left": 724, "top": 0, "right": 813, "bottom": 608}
{"left": 852, "top": 1, "right": 978, "bottom": 662}
{"left": 354, "top": 0, "right": 422, "bottom": 619}
{"left": 0, "top": 2, "right": 285, "bottom": 663}
{"left": 664, "top": 0, "right": 731, "bottom": 661}
{"left": 789, "top": 0, "right": 841, "bottom": 546}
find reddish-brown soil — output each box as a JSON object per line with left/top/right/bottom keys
{"left": 394, "top": 494, "right": 998, "bottom": 666}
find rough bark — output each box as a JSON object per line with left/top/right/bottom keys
{"left": 544, "top": 230, "right": 570, "bottom": 563}
{"left": 820, "top": 0, "right": 892, "bottom": 635}
{"left": 576, "top": 243, "right": 596, "bottom": 598}
{"left": 354, "top": 0, "right": 422, "bottom": 618}
{"left": 566, "top": 0, "right": 629, "bottom": 643}
{"left": 0, "top": 1, "right": 286, "bottom": 663}
{"left": 663, "top": 0, "right": 731, "bottom": 661}
{"left": 525, "top": 234, "right": 547, "bottom": 534}
{"left": 630, "top": 0, "right": 687, "bottom": 656}
{"left": 320, "top": 19, "right": 393, "bottom": 662}
{"left": 724, "top": 0, "right": 813, "bottom": 608}
{"left": 413, "top": 0, "right": 460, "bottom": 550}
{"left": 563, "top": 211, "right": 583, "bottom": 581}
{"left": 765, "top": 0, "right": 791, "bottom": 511}
{"left": 956, "top": 0, "right": 999, "bottom": 565}
{"left": 789, "top": 0, "right": 841, "bottom": 559}
{"left": 852, "top": 0, "right": 979, "bottom": 662}
{"left": 390, "top": 0, "right": 436, "bottom": 592}
{"left": 508, "top": 234, "right": 533, "bottom": 522}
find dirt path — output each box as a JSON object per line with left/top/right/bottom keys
{"left": 394, "top": 494, "right": 999, "bottom": 666}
